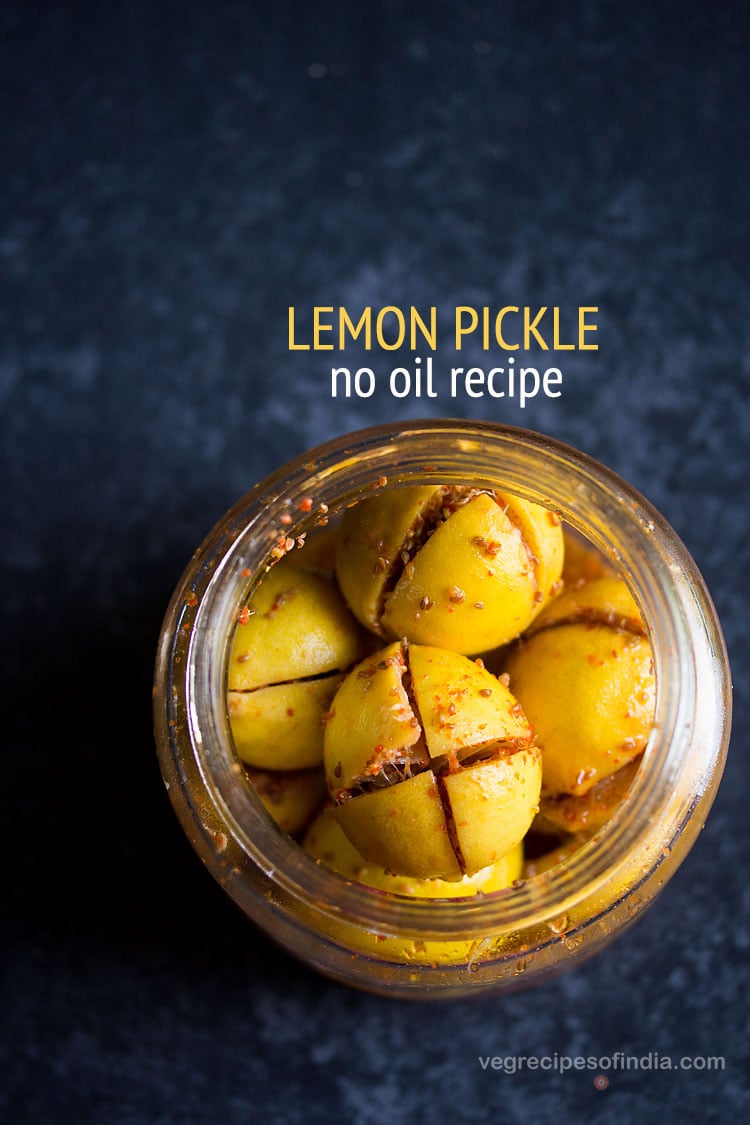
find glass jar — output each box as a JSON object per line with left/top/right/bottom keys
{"left": 153, "top": 420, "right": 731, "bottom": 999}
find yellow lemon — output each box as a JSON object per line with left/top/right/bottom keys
{"left": 227, "top": 565, "right": 366, "bottom": 769}
{"left": 324, "top": 641, "right": 542, "bottom": 879}
{"left": 336, "top": 486, "right": 564, "bottom": 654}
{"left": 504, "top": 578, "right": 655, "bottom": 796}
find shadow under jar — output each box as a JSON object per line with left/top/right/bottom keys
{"left": 153, "top": 421, "right": 731, "bottom": 999}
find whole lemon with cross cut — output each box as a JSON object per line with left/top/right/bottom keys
{"left": 323, "top": 641, "right": 542, "bottom": 880}
{"left": 227, "top": 562, "right": 368, "bottom": 770}
{"left": 335, "top": 485, "right": 564, "bottom": 655}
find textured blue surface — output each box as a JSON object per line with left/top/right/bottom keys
{"left": 2, "top": 2, "right": 748, "bottom": 1121}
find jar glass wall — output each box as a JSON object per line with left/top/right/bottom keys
{"left": 153, "top": 421, "right": 731, "bottom": 999}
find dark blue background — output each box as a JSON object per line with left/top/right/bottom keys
{"left": 2, "top": 2, "right": 748, "bottom": 1121}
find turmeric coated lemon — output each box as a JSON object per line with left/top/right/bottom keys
{"left": 335, "top": 486, "right": 564, "bottom": 654}
{"left": 227, "top": 564, "right": 367, "bottom": 769}
{"left": 503, "top": 577, "right": 655, "bottom": 796}
{"left": 324, "top": 641, "right": 542, "bottom": 879}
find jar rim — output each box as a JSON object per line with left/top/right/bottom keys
{"left": 156, "top": 420, "right": 732, "bottom": 943}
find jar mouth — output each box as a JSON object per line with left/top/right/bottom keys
{"left": 159, "top": 420, "right": 731, "bottom": 944}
